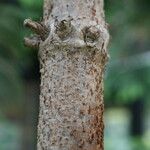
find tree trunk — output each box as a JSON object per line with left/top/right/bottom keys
{"left": 24, "top": 0, "right": 109, "bottom": 149}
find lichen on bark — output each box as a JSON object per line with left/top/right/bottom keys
{"left": 24, "top": 0, "right": 109, "bottom": 150}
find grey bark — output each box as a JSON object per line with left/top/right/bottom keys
{"left": 24, "top": 0, "right": 109, "bottom": 150}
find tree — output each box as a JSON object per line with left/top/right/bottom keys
{"left": 24, "top": 0, "right": 109, "bottom": 149}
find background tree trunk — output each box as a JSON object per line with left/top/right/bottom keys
{"left": 25, "top": 0, "right": 109, "bottom": 149}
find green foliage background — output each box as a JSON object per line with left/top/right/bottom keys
{"left": 105, "top": 0, "right": 150, "bottom": 104}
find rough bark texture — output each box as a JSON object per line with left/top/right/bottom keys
{"left": 24, "top": 0, "right": 109, "bottom": 150}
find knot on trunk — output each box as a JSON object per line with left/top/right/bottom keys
{"left": 55, "top": 20, "right": 73, "bottom": 40}
{"left": 82, "top": 26, "right": 100, "bottom": 46}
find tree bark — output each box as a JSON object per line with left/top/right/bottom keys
{"left": 24, "top": 0, "right": 109, "bottom": 149}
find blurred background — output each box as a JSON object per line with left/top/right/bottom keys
{"left": 0, "top": 0, "right": 149, "bottom": 150}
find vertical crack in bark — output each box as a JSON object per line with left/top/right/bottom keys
{"left": 43, "top": 0, "right": 54, "bottom": 21}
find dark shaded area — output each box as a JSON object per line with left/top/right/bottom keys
{"left": 129, "top": 99, "right": 144, "bottom": 136}
{"left": 1, "top": 0, "right": 18, "bottom": 5}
